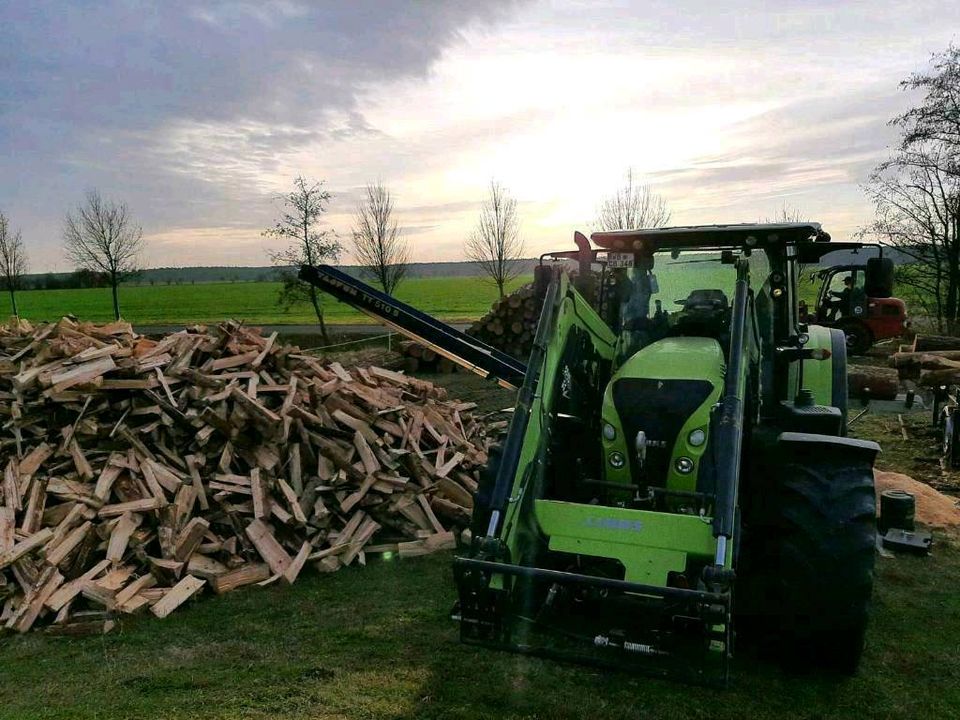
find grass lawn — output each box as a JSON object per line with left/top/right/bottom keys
{"left": 0, "top": 543, "right": 957, "bottom": 720}
{"left": 12, "top": 258, "right": 741, "bottom": 328}
{"left": 12, "top": 276, "right": 532, "bottom": 326}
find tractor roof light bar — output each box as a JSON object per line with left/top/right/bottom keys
{"left": 591, "top": 222, "right": 825, "bottom": 251}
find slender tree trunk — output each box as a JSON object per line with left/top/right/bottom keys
{"left": 8, "top": 287, "right": 18, "bottom": 319}
{"left": 948, "top": 245, "right": 960, "bottom": 334}
{"left": 953, "top": 214, "right": 960, "bottom": 331}
{"left": 111, "top": 274, "right": 121, "bottom": 321}
{"left": 309, "top": 285, "right": 329, "bottom": 344}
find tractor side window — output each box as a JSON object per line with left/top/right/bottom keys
{"left": 827, "top": 272, "right": 848, "bottom": 295}
{"left": 824, "top": 269, "right": 865, "bottom": 320}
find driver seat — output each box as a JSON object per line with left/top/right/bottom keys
{"left": 669, "top": 289, "right": 731, "bottom": 343}
{"left": 679, "top": 289, "right": 729, "bottom": 313}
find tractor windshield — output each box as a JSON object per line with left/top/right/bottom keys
{"left": 611, "top": 250, "right": 769, "bottom": 331}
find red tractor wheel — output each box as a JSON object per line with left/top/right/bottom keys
{"left": 837, "top": 320, "right": 872, "bottom": 356}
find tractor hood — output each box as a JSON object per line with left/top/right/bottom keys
{"left": 600, "top": 337, "right": 725, "bottom": 494}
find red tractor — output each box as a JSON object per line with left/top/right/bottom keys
{"left": 800, "top": 255, "right": 908, "bottom": 355}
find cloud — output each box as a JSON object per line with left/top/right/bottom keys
{"left": 639, "top": 85, "right": 913, "bottom": 237}
{"left": 3, "top": 0, "right": 959, "bottom": 270}
{"left": 0, "top": 0, "right": 523, "bottom": 267}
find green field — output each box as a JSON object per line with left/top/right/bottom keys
{"left": 11, "top": 276, "right": 532, "bottom": 326}
{"left": 11, "top": 259, "right": 748, "bottom": 328}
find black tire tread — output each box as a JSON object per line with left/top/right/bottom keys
{"left": 837, "top": 320, "right": 872, "bottom": 355}
{"left": 774, "top": 456, "right": 876, "bottom": 674}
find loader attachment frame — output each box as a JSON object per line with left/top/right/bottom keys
{"left": 453, "top": 556, "right": 732, "bottom": 684}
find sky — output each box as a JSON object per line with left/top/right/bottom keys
{"left": 1, "top": 1, "right": 958, "bottom": 273}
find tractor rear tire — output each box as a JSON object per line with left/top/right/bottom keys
{"left": 773, "top": 451, "right": 877, "bottom": 674}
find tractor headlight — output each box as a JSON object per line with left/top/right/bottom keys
{"left": 687, "top": 428, "right": 706, "bottom": 447}
{"left": 609, "top": 452, "right": 626, "bottom": 469}
{"left": 675, "top": 457, "right": 695, "bottom": 474}
{"left": 602, "top": 423, "right": 617, "bottom": 441}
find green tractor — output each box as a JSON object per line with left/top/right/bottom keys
{"left": 453, "top": 224, "right": 879, "bottom": 684}
{"left": 299, "top": 223, "right": 880, "bottom": 685}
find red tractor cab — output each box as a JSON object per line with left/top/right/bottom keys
{"left": 799, "top": 252, "right": 908, "bottom": 355}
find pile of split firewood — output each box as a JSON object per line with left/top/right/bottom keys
{"left": 0, "top": 319, "right": 486, "bottom": 636}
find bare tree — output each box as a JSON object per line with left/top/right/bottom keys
{"left": 0, "top": 211, "right": 28, "bottom": 318}
{"left": 894, "top": 43, "right": 960, "bottom": 162}
{"left": 861, "top": 148, "right": 959, "bottom": 331}
{"left": 353, "top": 181, "right": 409, "bottom": 296}
{"left": 264, "top": 176, "right": 342, "bottom": 343}
{"left": 595, "top": 169, "right": 671, "bottom": 231}
{"left": 63, "top": 190, "right": 143, "bottom": 321}
{"left": 466, "top": 181, "right": 524, "bottom": 299}
{"left": 860, "top": 45, "right": 960, "bottom": 332}
{"left": 766, "top": 204, "right": 808, "bottom": 223}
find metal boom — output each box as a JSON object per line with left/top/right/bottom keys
{"left": 298, "top": 264, "right": 527, "bottom": 389}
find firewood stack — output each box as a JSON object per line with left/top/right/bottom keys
{"left": 0, "top": 318, "right": 486, "bottom": 636}
{"left": 396, "top": 341, "right": 458, "bottom": 375}
{"left": 467, "top": 283, "right": 545, "bottom": 360}
{"left": 890, "top": 334, "right": 960, "bottom": 387}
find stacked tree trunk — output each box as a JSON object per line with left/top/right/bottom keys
{"left": 890, "top": 334, "right": 960, "bottom": 386}
{"left": 848, "top": 365, "right": 899, "bottom": 400}
{"left": 467, "top": 284, "right": 545, "bottom": 359}
{"left": 396, "top": 341, "right": 458, "bottom": 375}
{"left": 0, "top": 319, "right": 486, "bottom": 636}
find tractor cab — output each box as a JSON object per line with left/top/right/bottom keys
{"left": 800, "top": 248, "right": 908, "bottom": 354}
{"left": 600, "top": 246, "right": 766, "bottom": 365}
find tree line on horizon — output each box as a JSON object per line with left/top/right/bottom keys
{"left": 2, "top": 43, "right": 957, "bottom": 334}
{"left": 0, "top": 169, "right": 668, "bottom": 337}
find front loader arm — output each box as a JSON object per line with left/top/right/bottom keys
{"left": 711, "top": 258, "right": 751, "bottom": 568}
{"left": 298, "top": 264, "right": 527, "bottom": 388}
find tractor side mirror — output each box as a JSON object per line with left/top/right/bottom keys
{"left": 865, "top": 257, "right": 894, "bottom": 298}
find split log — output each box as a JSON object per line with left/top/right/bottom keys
{"left": 919, "top": 368, "right": 960, "bottom": 387}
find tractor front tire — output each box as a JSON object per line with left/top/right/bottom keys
{"left": 773, "top": 450, "right": 877, "bottom": 674}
